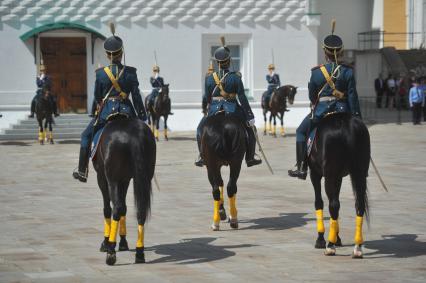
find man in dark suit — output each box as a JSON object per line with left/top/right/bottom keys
{"left": 374, "top": 73, "right": 384, "bottom": 108}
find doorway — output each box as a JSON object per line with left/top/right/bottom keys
{"left": 40, "top": 37, "right": 87, "bottom": 113}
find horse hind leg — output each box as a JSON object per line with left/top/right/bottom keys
{"left": 350, "top": 171, "right": 368, "bottom": 259}
{"left": 324, "top": 177, "right": 342, "bottom": 256}
{"left": 227, "top": 162, "right": 242, "bottom": 229}
{"left": 154, "top": 117, "right": 160, "bottom": 141}
{"left": 311, "top": 170, "right": 326, "bottom": 249}
{"left": 37, "top": 120, "right": 44, "bottom": 145}
{"left": 118, "top": 180, "right": 130, "bottom": 252}
{"left": 280, "top": 112, "right": 285, "bottom": 137}
{"left": 268, "top": 114, "right": 273, "bottom": 135}
{"left": 207, "top": 165, "right": 222, "bottom": 231}
{"left": 164, "top": 115, "right": 169, "bottom": 141}
{"left": 219, "top": 185, "right": 227, "bottom": 221}
{"left": 263, "top": 110, "right": 268, "bottom": 135}
{"left": 48, "top": 121, "right": 54, "bottom": 144}
{"left": 272, "top": 115, "right": 277, "bottom": 137}
{"left": 97, "top": 173, "right": 111, "bottom": 252}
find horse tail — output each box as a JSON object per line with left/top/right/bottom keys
{"left": 348, "top": 116, "right": 370, "bottom": 223}
{"left": 132, "top": 134, "right": 154, "bottom": 222}
{"left": 222, "top": 121, "right": 243, "bottom": 157}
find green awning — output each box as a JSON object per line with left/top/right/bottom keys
{"left": 20, "top": 22, "right": 106, "bottom": 41}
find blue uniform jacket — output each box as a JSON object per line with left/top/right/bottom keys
{"left": 204, "top": 69, "right": 254, "bottom": 121}
{"left": 309, "top": 63, "right": 361, "bottom": 121}
{"left": 266, "top": 73, "right": 281, "bottom": 92}
{"left": 36, "top": 75, "right": 52, "bottom": 90}
{"left": 95, "top": 64, "right": 147, "bottom": 123}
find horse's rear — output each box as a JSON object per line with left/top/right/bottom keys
{"left": 93, "top": 118, "right": 156, "bottom": 265}
{"left": 309, "top": 113, "right": 370, "bottom": 258}
{"left": 201, "top": 114, "right": 246, "bottom": 230}
{"left": 35, "top": 96, "right": 54, "bottom": 145}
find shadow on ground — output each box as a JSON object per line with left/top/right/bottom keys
{"left": 365, "top": 234, "right": 426, "bottom": 258}
{"left": 146, "top": 237, "right": 255, "bottom": 264}
{"left": 57, "top": 140, "right": 81, "bottom": 144}
{"left": 239, "top": 212, "right": 314, "bottom": 231}
{"left": 0, "top": 141, "right": 31, "bottom": 146}
{"left": 167, "top": 136, "right": 196, "bottom": 141}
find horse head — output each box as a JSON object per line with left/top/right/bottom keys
{"left": 160, "top": 84, "right": 169, "bottom": 100}
{"left": 285, "top": 85, "right": 297, "bottom": 105}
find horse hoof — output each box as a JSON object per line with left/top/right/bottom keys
{"left": 352, "top": 245, "right": 363, "bottom": 259}
{"left": 315, "top": 238, "right": 326, "bottom": 249}
{"left": 324, "top": 243, "right": 336, "bottom": 256}
{"left": 211, "top": 223, "right": 220, "bottom": 231}
{"left": 100, "top": 239, "right": 108, "bottom": 252}
{"left": 106, "top": 251, "right": 116, "bottom": 265}
{"left": 229, "top": 218, "right": 238, "bottom": 229}
{"left": 118, "top": 237, "right": 129, "bottom": 251}
{"left": 135, "top": 247, "right": 146, "bottom": 264}
{"left": 219, "top": 206, "right": 227, "bottom": 221}
{"left": 335, "top": 235, "right": 342, "bottom": 247}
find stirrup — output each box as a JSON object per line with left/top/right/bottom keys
{"left": 72, "top": 168, "right": 87, "bottom": 183}
{"left": 194, "top": 156, "right": 204, "bottom": 167}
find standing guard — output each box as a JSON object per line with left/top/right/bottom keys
{"left": 195, "top": 36, "right": 262, "bottom": 167}
{"left": 288, "top": 20, "right": 362, "bottom": 179}
{"left": 262, "top": 64, "right": 281, "bottom": 106}
{"left": 72, "top": 23, "right": 147, "bottom": 182}
{"left": 29, "top": 63, "right": 59, "bottom": 118}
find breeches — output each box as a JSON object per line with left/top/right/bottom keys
{"left": 81, "top": 119, "right": 96, "bottom": 148}
{"left": 296, "top": 114, "right": 313, "bottom": 143}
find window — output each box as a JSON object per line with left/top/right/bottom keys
{"left": 210, "top": 45, "right": 241, "bottom": 72}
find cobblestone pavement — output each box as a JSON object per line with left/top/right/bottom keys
{"left": 0, "top": 123, "right": 425, "bottom": 283}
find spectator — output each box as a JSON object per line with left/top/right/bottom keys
{"left": 397, "top": 75, "right": 408, "bottom": 110}
{"left": 385, "top": 74, "right": 397, "bottom": 108}
{"left": 374, "top": 73, "right": 385, "bottom": 108}
{"left": 420, "top": 76, "right": 426, "bottom": 121}
{"left": 409, "top": 78, "right": 424, "bottom": 125}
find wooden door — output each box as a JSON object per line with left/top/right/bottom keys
{"left": 41, "top": 37, "right": 87, "bottom": 113}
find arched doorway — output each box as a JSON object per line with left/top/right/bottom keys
{"left": 20, "top": 22, "right": 106, "bottom": 113}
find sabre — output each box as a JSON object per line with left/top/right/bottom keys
{"left": 154, "top": 50, "right": 158, "bottom": 66}
{"left": 370, "top": 157, "right": 389, "bottom": 192}
{"left": 251, "top": 125, "right": 274, "bottom": 175}
{"left": 153, "top": 173, "right": 161, "bottom": 191}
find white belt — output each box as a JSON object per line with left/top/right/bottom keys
{"left": 319, "top": 96, "right": 337, "bottom": 102}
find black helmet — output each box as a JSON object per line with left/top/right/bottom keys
{"left": 214, "top": 36, "right": 231, "bottom": 62}
{"left": 322, "top": 20, "right": 343, "bottom": 58}
{"left": 104, "top": 23, "right": 123, "bottom": 57}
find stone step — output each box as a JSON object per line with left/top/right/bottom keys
{"left": 4, "top": 128, "right": 84, "bottom": 135}
{"left": 0, "top": 133, "right": 82, "bottom": 141}
{"left": 14, "top": 122, "right": 89, "bottom": 129}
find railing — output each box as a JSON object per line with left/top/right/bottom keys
{"left": 357, "top": 30, "right": 426, "bottom": 50}
{"left": 359, "top": 96, "right": 412, "bottom": 125}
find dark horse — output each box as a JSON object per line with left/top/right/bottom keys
{"left": 309, "top": 113, "right": 370, "bottom": 258}
{"left": 93, "top": 117, "right": 156, "bottom": 265}
{"left": 145, "top": 84, "right": 171, "bottom": 141}
{"left": 35, "top": 89, "right": 54, "bottom": 145}
{"left": 201, "top": 113, "right": 246, "bottom": 231}
{"left": 262, "top": 85, "right": 297, "bottom": 137}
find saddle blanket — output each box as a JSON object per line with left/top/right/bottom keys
{"left": 90, "top": 127, "right": 105, "bottom": 160}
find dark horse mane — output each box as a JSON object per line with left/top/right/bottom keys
{"left": 310, "top": 112, "right": 370, "bottom": 220}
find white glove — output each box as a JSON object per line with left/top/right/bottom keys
{"left": 248, "top": 119, "right": 255, "bottom": 127}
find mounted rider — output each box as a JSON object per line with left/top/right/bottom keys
{"left": 262, "top": 64, "right": 281, "bottom": 106}
{"left": 288, "top": 20, "right": 362, "bottom": 180}
{"left": 147, "top": 65, "right": 165, "bottom": 106}
{"left": 195, "top": 36, "right": 262, "bottom": 167}
{"left": 72, "top": 23, "right": 147, "bottom": 182}
{"left": 29, "top": 62, "right": 60, "bottom": 118}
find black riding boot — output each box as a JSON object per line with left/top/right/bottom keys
{"left": 29, "top": 99, "right": 36, "bottom": 118}
{"left": 288, "top": 142, "right": 308, "bottom": 180}
{"left": 73, "top": 147, "right": 89, "bottom": 182}
{"left": 246, "top": 127, "right": 262, "bottom": 167}
{"left": 194, "top": 136, "right": 204, "bottom": 167}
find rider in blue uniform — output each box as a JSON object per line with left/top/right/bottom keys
{"left": 29, "top": 63, "right": 59, "bottom": 118}
{"left": 262, "top": 64, "right": 281, "bottom": 106}
{"left": 72, "top": 24, "right": 147, "bottom": 182}
{"left": 148, "top": 65, "right": 164, "bottom": 106}
{"left": 195, "top": 37, "right": 262, "bottom": 167}
{"left": 288, "top": 22, "right": 362, "bottom": 180}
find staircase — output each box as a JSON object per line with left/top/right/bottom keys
{"left": 381, "top": 47, "right": 408, "bottom": 75}
{"left": 0, "top": 114, "right": 91, "bottom": 141}
{"left": 398, "top": 49, "right": 426, "bottom": 75}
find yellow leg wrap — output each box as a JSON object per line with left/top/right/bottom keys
{"left": 219, "top": 186, "right": 224, "bottom": 205}
{"left": 42, "top": 131, "right": 46, "bottom": 140}
{"left": 328, "top": 218, "right": 338, "bottom": 243}
{"left": 272, "top": 125, "right": 276, "bottom": 135}
{"left": 213, "top": 200, "right": 220, "bottom": 224}
{"left": 104, "top": 218, "right": 111, "bottom": 238}
{"left": 315, "top": 209, "right": 325, "bottom": 233}
{"left": 354, "top": 216, "right": 364, "bottom": 245}
{"left": 229, "top": 195, "right": 237, "bottom": 219}
{"left": 280, "top": 126, "right": 285, "bottom": 136}
{"left": 164, "top": 128, "right": 168, "bottom": 138}
{"left": 49, "top": 131, "right": 53, "bottom": 140}
{"left": 269, "top": 122, "right": 272, "bottom": 133}
{"left": 154, "top": 129, "right": 159, "bottom": 139}
{"left": 119, "top": 216, "right": 126, "bottom": 236}
{"left": 38, "top": 131, "right": 43, "bottom": 142}
{"left": 108, "top": 220, "right": 119, "bottom": 243}
{"left": 136, "top": 224, "right": 144, "bottom": 248}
